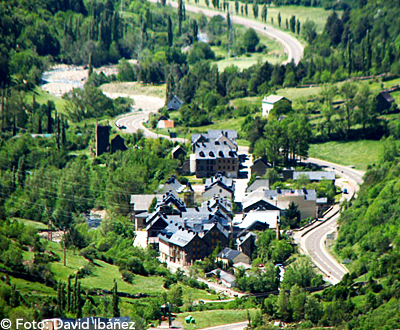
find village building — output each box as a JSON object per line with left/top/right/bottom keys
{"left": 157, "top": 175, "right": 194, "bottom": 195}
{"left": 262, "top": 95, "right": 292, "bottom": 117}
{"left": 203, "top": 173, "right": 235, "bottom": 200}
{"left": 167, "top": 94, "right": 184, "bottom": 111}
{"left": 250, "top": 158, "right": 272, "bottom": 177}
{"left": 236, "top": 232, "right": 257, "bottom": 259}
{"left": 95, "top": 123, "right": 110, "bottom": 156}
{"left": 246, "top": 178, "right": 270, "bottom": 194}
{"left": 243, "top": 188, "right": 319, "bottom": 219}
{"left": 238, "top": 210, "right": 281, "bottom": 231}
{"left": 205, "top": 269, "right": 236, "bottom": 288}
{"left": 217, "top": 247, "right": 251, "bottom": 265}
{"left": 157, "top": 119, "right": 175, "bottom": 129}
{"left": 171, "top": 145, "right": 187, "bottom": 159}
{"left": 110, "top": 135, "right": 127, "bottom": 153}
{"left": 376, "top": 91, "right": 395, "bottom": 113}
{"left": 190, "top": 130, "right": 239, "bottom": 178}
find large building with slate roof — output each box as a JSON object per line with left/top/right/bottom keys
{"left": 190, "top": 130, "right": 239, "bottom": 178}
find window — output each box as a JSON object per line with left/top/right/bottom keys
{"left": 220, "top": 189, "right": 222, "bottom": 193}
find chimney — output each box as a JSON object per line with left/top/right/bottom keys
{"left": 277, "top": 187, "right": 281, "bottom": 194}
{"left": 183, "top": 219, "right": 188, "bottom": 229}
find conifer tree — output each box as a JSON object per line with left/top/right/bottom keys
{"left": 112, "top": 279, "right": 120, "bottom": 317}
{"left": 167, "top": 16, "right": 173, "bottom": 47}
{"left": 178, "top": 0, "right": 183, "bottom": 36}
{"left": 67, "top": 275, "right": 72, "bottom": 312}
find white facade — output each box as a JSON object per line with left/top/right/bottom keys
{"left": 262, "top": 95, "right": 286, "bottom": 116}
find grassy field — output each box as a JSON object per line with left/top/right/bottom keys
{"left": 12, "top": 224, "right": 219, "bottom": 305}
{"left": 27, "top": 87, "right": 68, "bottom": 113}
{"left": 309, "top": 140, "right": 384, "bottom": 171}
{"left": 211, "top": 26, "right": 287, "bottom": 70}
{"left": 10, "top": 276, "right": 56, "bottom": 296}
{"left": 230, "top": 96, "right": 263, "bottom": 108}
{"left": 177, "top": 309, "right": 260, "bottom": 329}
{"left": 13, "top": 218, "right": 49, "bottom": 230}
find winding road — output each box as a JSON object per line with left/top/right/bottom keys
{"left": 149, "top": 0, "right": 304, "bottom": 64}
{"left": 293, "top": 158, "right": 365, "bottom": 284}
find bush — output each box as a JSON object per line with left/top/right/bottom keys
{"left": 121, "top": 270, "right": 135, "bottom": 283}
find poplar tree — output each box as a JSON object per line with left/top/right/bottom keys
{"left": 253, "top": 0, "right": 258, "bottom": 19}
{"left": 167, "top": 16, "right": 173, "bottom": 47}
{"left": 67, "top": 275, "right": 72, "bottom": 312}
{"left": 112, "top": 279, "right": 120, "bottom": 317}
{"left": 178, "top": 0, "right": 183, "bottom": 36}
{"left": 261, "top": 4, "right": 267, "bottom": 22}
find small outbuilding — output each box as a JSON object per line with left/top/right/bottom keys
{"left": 262, "top": 95, "right": 292, "bottom": 117}
{"left": 376, "top": 91, "right": 395, "bottom": 113}
{"left": 167, "top": 94, "right": 184, "bottom": 111}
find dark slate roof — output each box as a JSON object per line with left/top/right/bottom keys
{"left": 202, "top": 196, "right": 232, "bottom": 212}
{"left": 246, "top": 179, "right": 270, "bottom": 193}
{"left": 195, "top": 143, "right": 237, "bottom": 160}
{"left": 167, "top": 94, "right": 184, "bottom": 109}
{"left": 293, "top": 171, "right": 335, "bottom": 181}
{"left": 191, "top": 133, "right": 208, "bottom": 144}
{"left": 159, "top": 229, "right": 197, "bottom": 247}
{"left": 378, "top": 91, "right": 395, "bottom": 103}
{"left": 157, "top": 175, "right": 188, "bottom": 194}
{"left": 251, "top": 158, "right": 271, "bottom": 168}
{"left": 207, "top": 130, "right": 237, "bottom": 140}
{"left": 206, "top": 269, "right": 236, "bottom": 283}
{"left": 191, "top": 130, "right": 237, "bottom": 144}
{"left": 263, "top": 188, "right": 317, "bottom": 201}
{"left": 217, "top": 247, "right": 242, "bottom": 260}
{"left": 145, "top": 213, "right": 169, "bottom": 231}
{"left": 205, "top": 174, "right": 234, "bottom": 192}
{"left": 201, "top": 222, "right": 229, "bottom": 238}
{"left": 243, "top": 188, "right": 317, "bottom": 211}
{"left": 159, "top": 190, "right": 187, "bottom": 209}
{"left": 171, "top": 145, "right": 187, "bottom": 156}
{"left": 237, "top": 232, "right": 257, "bottom": 244}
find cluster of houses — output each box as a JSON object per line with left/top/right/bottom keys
{"left": 124, "top": 129, "right": 338, "bottom": 289}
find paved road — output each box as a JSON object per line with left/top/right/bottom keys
{"left": 306, "top": 157, "right": 364, "bottom": 186}
{"left": 201, "top": 321, "right": 248, "bottom": 330}
{"left": 148, "top": 0, "right": 304, "bottom": 64}
{"left": 116, "top": 110, "right": 187, "bottom": 143}
{"left": 293, "top": 157, "right": 365, "bottom": 284}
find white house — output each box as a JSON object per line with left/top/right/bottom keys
{"left": 262, "top": 95, "right": 291, "bottom": 116}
